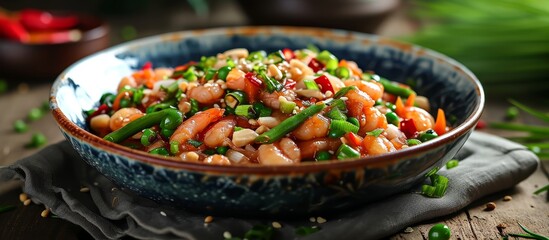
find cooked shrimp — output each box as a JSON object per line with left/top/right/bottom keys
{"left": 259, "top": 90, "right": 295, "bottom": 109}
{"left": 297, "top": 138, "right": 342, "bottom": 159}
{"left": 117, "top": 76, "right": 137, "bottom": 92}
{"left": 226, "top": 68, "right": 246, "bottom": 90}
{"left": 153, "top": 67, "right": 174, "bottom": 80}
{"left": 203, "top": 119, "right": 236, "bottom": 148}
{"left": 170, "top": 108, "right": 224, "bottom": 144}
{"left": 109, "top": 108, "right": 144, "bottom": 131}
{"left": 344, "top": 80, "right": 384, "bottom": 101}
{"left": 292, "top": 114, "right": 330, "bottom": 140}
{"left": 344, "top": 89, "right": 375, "bottom": 119}
{"left": 358, "top": 107, "right": 387, "bottom": 135}
{"left": 257, "top": 138, "right": 301, "bottom": 165}
{"left": 361, "top": 134, "right": 396, "bottom": 156}
{"left": 186, "top": 82, "right": 224, "bottom": 105}
{"left": 289, "top": 59, "right": 314, "bottom": 82}
{"left": 203, "top": 154, "right": 231, "bottom": 165}
{"left": 90, "top": 114, "right": 111, "bottom": 137}
{"left": 403, "top": 107, "right": 435, "bottom": 132}
{"left": 384, "top": 124, "right": 407, "bottom": 149}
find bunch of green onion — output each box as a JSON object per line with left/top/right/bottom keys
{"left": 406, "top": 0, "right": 549, "bottom": 96}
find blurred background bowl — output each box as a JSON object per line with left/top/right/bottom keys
{"left": 0, "top": 13, "right": 110, "bottom": 81}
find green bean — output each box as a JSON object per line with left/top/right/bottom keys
{"left": 336, "top": 143, "right": 360, "bottom": 160}
{"left": 379, "top": 78, "right": 416, "bottom": 98}
{"left": 149, "top": 147, "right": 169, "bottom": 156}
{"left": 104, "top": 109, "right": 182, "bottom": 143}
{"left": 255, "top": 103, "right": 326, "bottom": 144}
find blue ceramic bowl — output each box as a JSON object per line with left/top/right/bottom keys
{"left": 50, "top": 26, "right": 484, "bottom": 216}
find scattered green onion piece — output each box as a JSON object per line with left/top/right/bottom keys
{"left": 325, "top": 59, "right": 339, "bottom": 72}
{"left": 295, "top": 226, "right": 320, "bottom": 236}
{"left": 347, "top": 117, "right": 360, "bottom": 128}
{"left": 422, "top": 174, "right": 449, "bottom": 198}
{"left": 256, "top": 103, "right": 326, "bottom": 144}
{"left": 446, "top": 159, "right": 459, "bottom": 169}
{"left": 385, "top": 111, "right": 400, "bottom": 126}
{"left": 258, "top": 68, "right": 283, "bottom": 93}
{"left": 247, "top": 50, "right": 266, "bottom": 61}
{"left": 149, "top": 147, "right": 169, "bottom": 156}
{"left": 160, "top": 128, "right": 175, "bottom": 138}
{"left": 234, "top": 126, "right": 243, "bottom": 132}
{"left": 140, "top": 128, "right": 156, "bottom": 146}
{"left": 187, "top": 139, "right": 203, "bottom": 148}
{"left": 0, "top": 205, "right": 16, "bottom": 214}
{"left": 327, "top": 107, "right": 347, "bottom": 120}
{"left": 243, "top": 224, "right": 274, "bottom": 240}
{"left": 379, "top": 78, "right": 416, "bottom": 98}
{"left": 132, "top": 88, "right": 144, "bottom": 104}
{"left": 28, "top": 108, "right": 43, "bottom": 121}
{"left": 316, "top": 50, "right": 337, "bottom": 64}
{"left": 170, "top": 141, "right": 180, "bottom": 155}
{"left": 336, "top": 143, "right": 361, "bottom": 160}
{"left": 183, "top": 66, "right": 197, "bottom": 81}
{"left": 505, "top": 106, "right": 519, "bottom": 120}
{"left": 384, "top": 102, "right": 397, "bottom": 111}
{"left": 418, "top": 129, "right": 438, "bottom": 142}
{"left": 28, "top": 133, "right": 47, "bottom": 148}
{"left": 199, "top": 56, "right": 217, "bottom": 69}
{"left": 119, "top": 98, "right": 131, "bottom": 108}
{"left": 315, "top": 151, "right": 332, "bottom": 161}
{"left": 362, "top": 72, "right": 381, "bottom": 82}
{"left": 100, "top": 93, "right": 116, "bottom": 106}
{"left": 104, "top": 109, "right": 182, "bottom": 143}
{"left": 253, "top": 102, "right": 272, "bottom": 118}
{"left": 421, "top": 185, "right": 436, "bottom": 198}
{"left": 333, "top": 86, "right": 357, "bottom": 99}
{"left": 407, "top": 139, "right": 422, "bottom": 146}
{"left": 235, "top": 105, "right": 255, "bottom": 119}
{"left": 267, "top": 50, "right": 285, "bottom": 64}
{"left": 13, "top": 120, "right": 28, "bottom": 133}
{"left": 279, "top": 99, "right": 296, "bottom": 114}
{"left": 0, "top": 79, "right": 7, "bottom": 94}
{"left": 186, "top": 99, "right": 200, "bottom": 118}
{"left": 204, "top": 68, "right": 217, "bottom": 80}
{"left": 328, "top": 98, "right": 347, "bottom": 111}
{"left": 307, "top": 44, "right": 320, "bottom": 53}
{"left": 335, "top": 66, "right": 351, "bottom": 79}
{"left": 226, "top": 58, "right": 236, "bottom": 68}
{"left": 216, "top": 146, "right": 229, "bottom": 155}
{"left": 366, "top": 128, "right": 384, "bottom": 137}
{"left": 224, "top": 91, "right": 248, "bottom": 109}
{"left": 203, "top": 149, "right": 216, "bottom": 155}
{"left": 534, "top": 184, "right": 549, "bottom": 195}
{"left": 217, "top": 66, "right": 232, "bottom": 81}
{"left": 329, "top": 119, "right": 359, "bottom": 138}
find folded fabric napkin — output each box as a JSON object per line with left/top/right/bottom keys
{"left": 0, "top": 131, "right": 539, "bottom": 240}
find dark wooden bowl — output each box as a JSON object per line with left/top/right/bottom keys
{"left": 0, "top": 14, "right": 110, "bottom": 81}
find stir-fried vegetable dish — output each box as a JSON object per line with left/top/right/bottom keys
{"left": 86, "top": 47, "right": 449, "bottom": 165}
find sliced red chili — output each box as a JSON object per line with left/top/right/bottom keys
{"left": 19, "top": 9, "right": 78, "bottom": 31}
{"left": 86, "top": 104, "right": 110, "bottom": 122}
{"left": 282, "top": 48, "right": 295, "bottom": 61}
{"left": 400, "top": 118, "right": 418, "bottom": 139}
{"left": 346, "top": 132, "right": 363, "bottom": 148}
{"left": 244, "top": 72, "right": 263, "bottom": 87}
{"left": 0, "top": 18, "right": 29, "bottom": 42}
{"left": 284, "top": 79, "right": 296, "bottom": 89}
{"left": 308, "top": 58, "right": 325, "bottom": 72}
{"left": 142, "top": 61, "right": 152, "bottom": 70}
{"left": 313, "top": 75, "right": 334, "bottom": 94}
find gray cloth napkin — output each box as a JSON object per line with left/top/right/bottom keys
{"left": 0, "top": 132, "right": 539, "bottom": 240}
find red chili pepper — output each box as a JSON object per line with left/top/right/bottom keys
{"left": 142, "top": 61, "right": 152, "bottom": 70}
{"left": 400, "top": 118, "right": 418, "bottom": 139}
{"left": 346, "top": 132, "right": 363, "bottom": 148}
{"left": 244, "top": 72, "right": 263, "bottom": 87}
{"left": 282, "top": 48, "right": 295, "bottom": 61}
{"left": 475, "top": 119, "right": 486, "bottom": 129}
{"left": 19, "top": 9, "right": 79, "bottom": 31}
{"left": 0, "top": 18, "right": 29, "bottom": 42}
{"left": 308, "top": 58, "right": 325, "bottom": 72}
{"left": 313, "top": 75, "right": 334, "bottom": 94}
{"left": 86, "top": 104, "right": 110, "bottom": 122}
{"left": 284, "top": 79, "right": 296, "bottom": 89}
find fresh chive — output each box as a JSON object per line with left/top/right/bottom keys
{"left": 279, "top": 99, "right": 296, "bottom": 114}
{"left": 327, "top": 108, "right": 347, "bottom": 120}
{"left": 509, "top": 99, "right": 549, "bottom": 122}
{"left": 252, "top": 102, "right": 272, "bottom": 118}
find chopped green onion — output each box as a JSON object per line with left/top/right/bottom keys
{"left": 347, "top": 117, "right": 360, "bottom": 128}
{"left": 328, "top": 98, "right": 347, "bottom": 110}
{"left": 244, "top": 224, "right": 274, "bottom": 240}
{"left": 336, "top": 143, "right": 361, "bottom": 160}
{"left": 505, "top": 106, "right": 519, "bottom": 120}
{"left": 406, "top": 139, "right": 422, "bottom": 146}
{"left": 253, "top": 102, "right": 272, "bottom": 118}
{"left": 160, "top": 128, "right": 175, "bottom": 138}
{"left": 422, "top": 174, "right": 449, "bottom": 198}
{"left": 295, "top": 226, "right": 321, "bottom": 236}
{"left": 366, "top": 128, "right": 384, "bottom": 137}
{"left": 225, "top": 91, "right": 248, "bottom": 109}
{"left": 204, "top": 68, "right": 217, "bottom": 80}
{"left": 170, "top": 141, "right": 180, "bottom": 155}
{"left": 0, "top": 79, "right": 8, "bottom": 94}
{"left": 335, "top": 66, "right": 351, "bottom": 79}
{"left": 279, "top": 98, "right": 296, "bottom": 114}
{"left": 216, "top": 146, "right": 229, "bottom": 155}
{"left": 379, "top": 78, "right": 416, "bottom": 98}
{"left": 183, "top": 66, "right": 198, "bottom": 81}
{"left": 140, "top": 128, "right": 156, "bottom": 146}
{"left": 100, "top": 93, "right": 116, "bottom": 106}
{"left": 247, "top": 50, "right": 267, "bottom": 61}
{"left": 235, "top": 105, "right": 255, "bottom": 118}
{"left": 28, "top": 108, "right": 44, "bottom": 121}
{"left": 327, "top": 107, "right": 347, "bottom": 120}
{"left": 203, "top": 149, "right": 216, "bottom": 155}
{"left": 28, "top": 133, "right": 47, "bottom": 148}
{"left": 217, "top": 66, "right": 232, "bottom": 81}
{"left": 146, "top": 100, "right": 176, "bottom": 113}
{"left": 446, "top": 159, "right": 459, "bottom": 169}
{"left": 119, "top": 98, "right": 131, "bottom": 108}
{"left": 187, "top": 139, "right": 203, "bottom": 148}
{"left": 186, "top": 99, "right": 200, "bottom": 118}
{"left": 258, "top": 68, "right": 283, "bottom": 93}
{"left": 149, "top": 147, "right": 169, "bottom": 156}
{"left": 267, "top": 50, "right": 285, "bottom": 64}
{"left": 333, "top": 86, "right": 357, "bottom": 99}
{"left": 256, "top": 103, "right": 326, "bottom": 144}
{"left": 234, "top": 126, "right": 244, "bottom": 132}
{"left": 13, "top": 120, "right": 28, "bottom": 133}
{"left": 385, "top": 111, "right": 400, "bottom": 126}
{"left": 418, "top": 129, "right": 438, "bottom": 142}
{"left": 226, "top": 58, "right": 236, "bottom": 68}
{"left": 199, "top": 56, "right": 217, "bottom": 70}
{"left": 315, "top": 151, "right": 332, "bottom": 161}
{"left": 329, "top": 119, "right": 359, "bottom": 138}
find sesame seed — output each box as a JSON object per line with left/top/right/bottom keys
{"left": 340, "top": 97, "right": 348, "bottom": 101}
{"left": 204, "top": 215, "right": 214, "bottom": 223}
{"left": 316, "top": 217, "right": 327, "bottom": 224}
{"left": 41, "top": 208, "right": 50, "bottom": 218}
{"left": 23, "top": 199, "right": 32, "bottom": 206}
{"left": 503, "top": 195, "right": 512, "bottom": 201}
{"left": 223, "top": 231, "right": 232, "bottom": 239}
{"left": 160, "top": 211, "right": 167, "bottom": 216}
{"left": 272, "top": 221, "right": 282, "bottom": 229}
{"left": 111, "top": 187, "right": 118, "bottom": 192}
{"left": 80, "top": 187, "right": 90, "bottom": 193}
{"left": 112, "top": 196, "right": 119, "bottom": 207}
{"left": 404, "top": 227, "right": 414, "bottom": 233}
{"left": 19, "top": 193, "right": 28, "bottom": 202}
{"left": 309, "top": 217, "right": 316, "bottom": 222}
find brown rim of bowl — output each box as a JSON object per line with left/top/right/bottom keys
{"left": 51, "top": 26, "right": 485, "bottom": 175}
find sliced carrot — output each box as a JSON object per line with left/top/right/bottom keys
{"left": 112, "top": 91, "right": 131, "bottom": 111}
{"left": 434, "top": 108, "right": 447, "bottom": 135}
{"left": 405, "top": 92, "right": 416, "bottom": 107}
{"left": 338, "top": 59, "right": 362, "bottom": 77}
{"left": 346, "top": 132, "right": 363, "bottom": 148}
{"left": 395, "top": 96, "right": 406, "bottom": 117}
